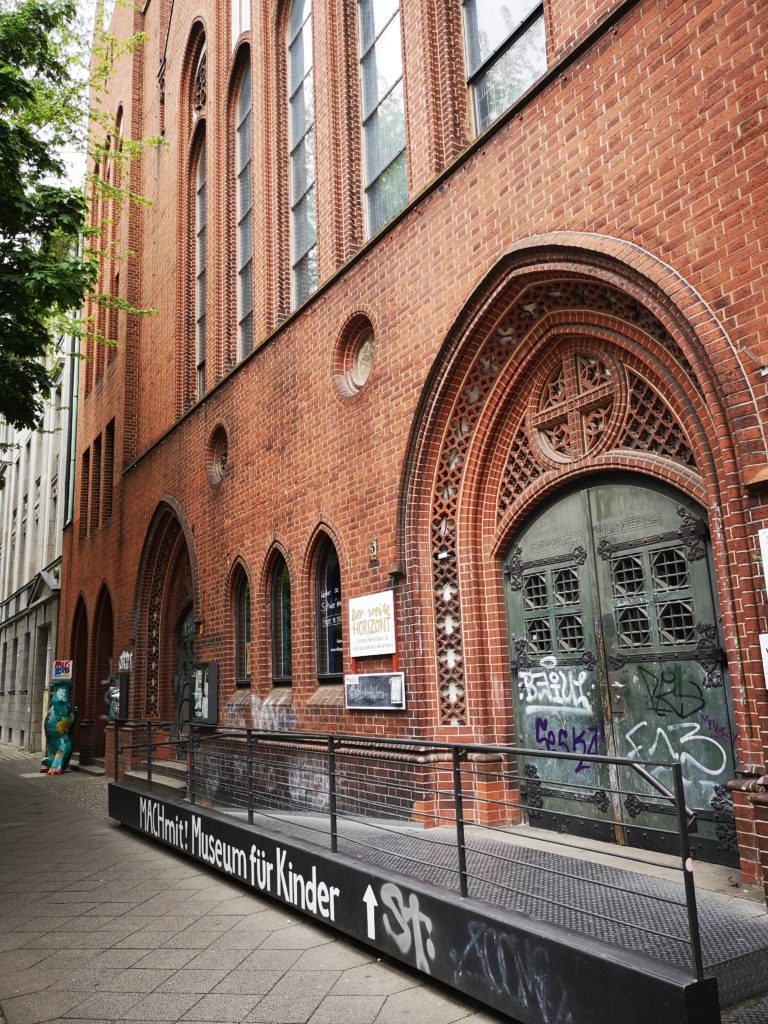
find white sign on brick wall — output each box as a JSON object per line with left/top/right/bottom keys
{"left": 348, "top": 591, "right": 396, "bottom": 658}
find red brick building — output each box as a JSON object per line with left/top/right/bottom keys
{"left": 61, "top": 0, "right": 768, "bottom": 895}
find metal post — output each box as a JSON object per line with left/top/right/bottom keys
{"left": 672, "top": 763, "right": 704, "bottom": 979}
{"left": 189, "top": 736, "right": 196, "bottom": 805}
{"left": 328, "top": 736, "right": 338, "bottom": 854}
{"left": 146, "top": 721, "right": 153, "bottom": 791}
{"left": 113, "top": 720, "right": 119, "bottom": 780}
{"left": 452, "top": 746, "right": 468, "bottom": 898}
{"left": 247, "top": 730, "right": 254, "bottom": 825}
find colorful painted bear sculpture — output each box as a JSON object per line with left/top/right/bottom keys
{"left": 40, "top": 682, "right": 78, "bottom": 775}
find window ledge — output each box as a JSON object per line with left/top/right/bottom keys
{"left": 264, "top": 687, "right": 293, "bottom": 709}
{"left": 307, "top": 685, "right": 344, "bottom": 709}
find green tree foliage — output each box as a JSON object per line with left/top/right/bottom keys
{"left": 0, "top": 0, "right": 156, "bottom": 447}
{"left": 0, "top": 0, "right": 93, "bottom": 433}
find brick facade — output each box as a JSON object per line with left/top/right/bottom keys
{"left": 61, "top": 0, "right": 768, "bottom": 894}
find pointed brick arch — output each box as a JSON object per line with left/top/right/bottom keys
{"left": 131, "top": 499, "right": 200, "bottom": 719}
{"left": 90, "top": 584, "right": 114, "bottom": 755}
{"left": 398, "top": 238, "right": 759, "bottom": 751}
{"left": 70, "top": 595, "right": 88, "bottom": 753}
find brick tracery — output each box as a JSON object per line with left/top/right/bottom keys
{"left": 429, "top": 278, "right": 697, "bottom": 726}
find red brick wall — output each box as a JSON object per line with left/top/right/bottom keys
{"left": 61, "top": 0, "right": 768, "bottom": 875}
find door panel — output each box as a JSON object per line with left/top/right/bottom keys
{"left": 588, "top": 484, "right": 736, "bottom": 860}
{"left": 504, "top": 478, "right": 738, "bottom": 864}
{"left": 505, "top": 490, "right": 616, "bottom": 842}
{"left": 172, "top": 606, "right": 194, "bottom": 757}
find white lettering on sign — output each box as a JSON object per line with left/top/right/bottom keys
{"left": 273, "top": 847, "right": 340, "bottom": 920}
{"left": 137, "top": 800, "right": 342, "bottom": 922}
{"left": 139, "top": 796, "right": 189, "bottom": 851}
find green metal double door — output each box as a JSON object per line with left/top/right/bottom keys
{"left": 504, "top": 478, "right": 738, "bottom": 865}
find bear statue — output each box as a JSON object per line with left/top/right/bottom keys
{"left": 40, "top": 681, "right": 78, "bottom": 775}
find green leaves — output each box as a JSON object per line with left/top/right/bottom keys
{"left": 0, "top": 0, "right": 89, "bottom": 432}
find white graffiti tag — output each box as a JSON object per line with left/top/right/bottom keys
{"left": 380, "top": 883, "right": 436, "bottom": 973}
{"left": 624, "top": 721, "right": 727, "bottom": 777}
{"left": 518, "top": 657, "right": 593, "bottom": 715}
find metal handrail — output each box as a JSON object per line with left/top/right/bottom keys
{"left": 110, "top": 719, "right": 706, "bottom": 979}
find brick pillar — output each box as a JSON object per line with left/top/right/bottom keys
{"left": 749, "top": 793, "right": 768, "bottom": 904}
{"left": 728, "top": 772, "right": 764, "bottom": 886}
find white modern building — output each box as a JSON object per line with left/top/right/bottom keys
{"left": 0, "top": 339, "right": 78, "bottom": 750}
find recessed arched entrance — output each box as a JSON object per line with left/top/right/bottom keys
{"left": 91, "top": 586, "right": 114, "bottom": 756}
{"left": 398, "top": 238, "right": 759, "bottom": 871}
{"left": 503, "top": 475, "right": 737, "bottom": 864}
{"left": 70, "top": 596, "right": 88, "bottom": 753}
{"left": 132, "top": 500, "right": 199, "bottom": 748}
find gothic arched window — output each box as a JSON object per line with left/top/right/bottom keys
{"left": 287, "top": 0, "right": 317, "bottom": 306}
{"left": 315, "top": 539, "right": 342, "bottom": 682}
{"left": 270, "top": 555, "right": 292, "bottom": 686}
{"left": 235, "top": 63, "right": 254, "bottom": 357}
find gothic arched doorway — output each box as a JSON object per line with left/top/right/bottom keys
{"left": 132, "top": 501, "right": 199, "bottom": 743}
{"left": 70, "top": 597, "right": 88, "bottom": 753}
{"left": 503, "top": 476, "right": 737, "bottom": 865}
{"left": 92, "top": 586, "right": 114, "bottom": 756}
{"left": 173, "top": 604, "right": 194, "bottom": 750}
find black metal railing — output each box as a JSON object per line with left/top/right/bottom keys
{"left": 112, "top": 721, "right": 705, "bottom": 979}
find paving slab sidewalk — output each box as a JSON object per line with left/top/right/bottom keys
{"left": 1, "top": 743, "right": 765, "bottom": 1024}
{"left": 0, "top": 745, "right": 500, "bottom": 1024}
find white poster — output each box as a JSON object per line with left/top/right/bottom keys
{"left": 348, "top": 591, "right": 396, "bottom": 658}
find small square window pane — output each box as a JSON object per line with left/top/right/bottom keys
{"left": 359, "top": 0, "right": 399, "bottom": 53}
{"left": 289, "top": 0, "right": 310, "bottom": 39}
{"left": 366, "top": 150, "right": 407, "bottom": 234}
{"left": 290, "top": 129, "right": 315, "bottom": 202}
{"left": 238, "top": 258, "right": 253, "bottom": 312}
{"left": 360, "top": 14, "right": 402, "bottom": 116}
{"left": 473, "top": 16, "right": 546, "bottom": 131}
{"left": 289, "top": 20, "right": 312, "bottom": 93}
{"left": 292, "top": 185, "right": 316, "bottom": 261}
{"left": 239, "top": 313, "right": 253, "bottom": 357}
{"left": 197, "top": 223, "right": 206, "bottom": 268}
{"left": 197, "top": 181, "right": 207, "bottom": 228}
{"left": 238, "top": 164, "right": 252, "bottom": 219}
{"left": 464, "top": 0, "right": 540, "bottom": 74}
{"left": 290, "top": 76, "right": 314, "bottom": 148}
{"left": 293, "top": 246, "right": 317, "bottom": 306}
{"left": 197, "top": 269, "right": 206, "bottom": 312}
{"left": 237, "top": 118, "right": 252, "bottom": 173}
{"left": 237, "top": 66, "right": 251, "bottom": 122}
{"left": 363, "top": 80, "right": 405, "bottom": 182}
{"left": 238, "top": 212, "right": 253, "bottom": 269}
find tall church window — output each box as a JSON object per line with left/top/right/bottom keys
{"left": 231, "top": 0, "right": 250, "bottom": 48}
{"left": 287, "top": 0, "right": 317, "bottom": 307}
{"left": 234, "top": 567, "right": 251, "bottom": 686}
{"left": 270, "top": 555, "right": 292, "bottom": 686}
{"left": 462, "top": 0, "right": 547, "bottom": 133}
{"left": 315, "top": 539, "right": 342, "bottom": 682}
{"left": 235, "top": 64, "right": 254, "bottom": 357}
{"left": 358, "top": 0, "right": 407, "bottom": 236}
{"left": 194, "top": 136, "right": 207, "bottom": 398}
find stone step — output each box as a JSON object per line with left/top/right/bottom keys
{"left": 70, "top": 754, "right": 106, "bottom": 776}
{"left": 124, "top": 769, "right": 188, "bottom": 798}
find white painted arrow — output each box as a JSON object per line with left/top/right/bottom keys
{"left": 363, "top": 885, "right": 378, "bottom": 939}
